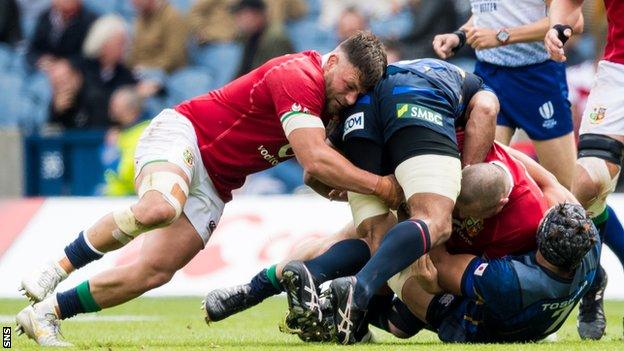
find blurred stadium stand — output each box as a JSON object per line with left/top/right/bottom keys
{"left": 0, "top": 0, "right": 608, "bottom": 197}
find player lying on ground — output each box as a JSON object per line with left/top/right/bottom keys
{"left": 15, "top": 31, "right": 396, "bottom": 347}
{"left": 335, "top": 203, "right": 599, "bottom": 343}
{"left": 203, "top": 138, "right": 574, "bottom": 341}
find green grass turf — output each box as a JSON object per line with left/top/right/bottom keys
{"left": 1, "top": 297, "right": 623, "bottom": 350}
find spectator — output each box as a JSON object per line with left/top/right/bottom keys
{"left": 265, "top": 0, "right": 307, "bottom": 26}
{"left": 336, "top": 7, "right": 367, "bottom": 42}
{"left": 49, "top": 15, "right": 138, "bottom": 129}
{"left": 26, "top": 0, "right": 96, "bottom": 70}
{"left": 101, "top": 86, "right": 150, "bottom": 196}
{"left": 0, "top": 0, "right": 21, "bottom": 47}
{"left": 48, "top": 58, "right": 86, "bottom": 128}
{"left": 319, "top": 0, "right": 406, "bottom": 29}
{"left": 128, "top": 0, "right": 188, "bottom": 76}
{"left": 188, "top": 0, "right": 237, "bottom": 45}
{"left": 233, "top": 0, "right": 294, "bottom": 77}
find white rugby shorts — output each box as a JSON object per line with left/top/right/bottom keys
{"left": 580, "top": 60, "right": 624, "bottom": 137}
{"left": 134, "top": 109, "right": 224, "bottom": 246}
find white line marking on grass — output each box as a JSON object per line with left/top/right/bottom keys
{"left": 0, "top": 315, "right": 160, "bottom": 323}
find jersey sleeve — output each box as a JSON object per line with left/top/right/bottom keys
{"left": 264, "top": 60, "right": 326, "bottom": 137}
{"left": 461, "top": 257, "right": 523, "bottom": 314}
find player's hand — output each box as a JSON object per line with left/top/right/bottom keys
{"left": 328, "top": 189, "right": 348, "bottom": 202}
{"left": 544, "top": 27, "right": 571, "bottom": 62}
{"left": 432, "top": 33, "right": 460, "bottom": 59}
{"left": 414, "top": 254, "right": 443, "bottom": 294}
{"left": 374, "top": 175, "right": 404, "bottom": 209}
{"left": 466, "top": 27, "right": 499, "bottom": 50}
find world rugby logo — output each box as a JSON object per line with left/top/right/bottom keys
{"left": 539, "top": 101, "right": 557, "bottom": 129}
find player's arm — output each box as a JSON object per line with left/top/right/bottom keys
{"left": 432, "top": 16, "right": 474, "bottom": 59}
{"left": 546, "top": 0, "right": 585, "bottom": 61}
{"left": 502, "top": 144, "right": 578, "bottom": 205}
{"left": 462, "top": 89, "right": 498, "bottom": 167}
{"left": 424, "top": 245, "right": 476, "bottom": 295}
{"left": 288, "top": 126, "right": 402, "bottom": 208}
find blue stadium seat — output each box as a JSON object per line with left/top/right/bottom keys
{"left": 169, "top": 0, "right": 193, "bottom": 13}
{"left": 166, "top": 66, "right": 214, "bottom": 106}
{"left": 21, "top": 72, "right": 52, "bottom": 130}
{"left": 189, "top": 42, "right": 242, "bottom": 88}
{"left": 0, "top": 43, "right": 15, "bottom": 71}
{"left": 370, "top": 10, "right": 414, "bottom": 40}
{"left": 83, "top": 0, "right": 118, "bottom": 15}
{"left": 287, "top": 19, "right": 336, "bottom": 53}
{"left": 0, "top": 72, "right": 26, "bottom": 127}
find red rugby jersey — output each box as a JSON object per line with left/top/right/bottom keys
{"left": 175, "top": 51, "right": 327, "bottom": 202}
{"left": 446, "top": 142, "right": 549, "bottom": 258}
{"left": 603, "top": 0, "right": 624, "bottom": 64}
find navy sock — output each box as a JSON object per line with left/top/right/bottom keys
{"left": 354, "top": 219, "right": 430, "bottom": 307}
{"left": 305, "top": 239, "right": 371, "bottom": 284}
{"left": 604, "top": 206, "right": 624, "bottom": 267}
{"left": 249, "top": 268, "right": 282, "bottom": 300}
{"left": 64, "top": 232, "right": 103, "bottom": 269}
{"left": 56, "top": 288, "right": 84, "bottom": 319}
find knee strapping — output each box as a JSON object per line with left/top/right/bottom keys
{"left": 395, "top": 155, "right": 461, "bottom": 202}
{"left": 138, "top": 171, "right": 189, "bottom": 220}
{"left": 112, "top": 172, "right": 190, "bottom": 244}
{"left": 577, "top": 157, "right": 619, "bottom": 216}
{"left": 348, "top": 191, "right": 389, "bottom": 228}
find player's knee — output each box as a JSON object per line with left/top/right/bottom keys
{"left": 572, "top": 165, "right": 602, "bottom": 209}
{"left": 388, "top": 323, "right": 414, "bottom": 339}
{"left": 414, "top": 216, "right": 451, "bottom": 246}
{"left": 133, "top": 194, "right": 178, "bottom": 228}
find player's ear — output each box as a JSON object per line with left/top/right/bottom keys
{"left": 497, "top": 197, "right": 509, "bottom": 210}
{"left": 326, "top": 53, "right": 339, "bottom": 69}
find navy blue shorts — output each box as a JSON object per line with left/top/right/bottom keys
{"left": 474, "top": 60, "right": 572, "bottom": 141}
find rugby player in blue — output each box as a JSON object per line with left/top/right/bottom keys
{"left": 291, "top": 58, "right": 497, "bottom": 344}
{"left": 347, "top": 202, "right": 599, "bottom": 343}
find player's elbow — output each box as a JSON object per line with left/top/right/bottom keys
{"left": 573, "top": 16, "right": 584, "bottom": 34}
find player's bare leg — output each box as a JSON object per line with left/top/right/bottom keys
{"left": 532, "top": 132, "right": 576, "bottom": 189}
{"left": 20, "top": 162, "right": 189, "bottom": 303}
{"left": 17, "top": 162, "right": 190, "bottom": 347}
{"left": 202, "top": 221, "right": 368, "bottom": 326}
{"left": 571, "top": 133, "right": 624, "bottom": 340}
{"left": 329, "top": 151, "right": 460, "bottom": 344}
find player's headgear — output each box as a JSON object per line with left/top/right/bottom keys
{"left": 537, "top": 203, "right": 597, "bottom": 271}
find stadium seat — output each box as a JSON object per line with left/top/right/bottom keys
{"left": 166, "top": 66, "right": 214, "bottom": 105}
{"left": 20, "top": 72, "right": 52, "bottom": 130}
{"left": 0, "top": 72, "right": 26, "bottom": 127}
{"left": 0, "top": 43, "right": 15, "bottom": 71}
{"left": 286, "top": 19, "right": 336, "bottom": 53}
{"left": 169, "top": 0, "right": 193, "bottom": 13}
{"left": 83, "top": 0, "right": 118, "bottom": 15}
{"left": 370, "top": 10, "right": 414, "bottom": 40}
{"left": 189, "top": 42, "right": 242, "bottom": 88}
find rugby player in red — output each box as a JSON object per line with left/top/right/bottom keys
{"left": 16, "top": 32, "right": 394, "bottom": 347}
{"left": 448, "top": 142, "right": 550, "bottom": 259}
{"left": 545, "top": 0, "right": 624, "bottom": 339}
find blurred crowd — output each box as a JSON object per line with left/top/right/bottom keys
{"left": 0, "top": 0, "right": 609, "bottom": 196}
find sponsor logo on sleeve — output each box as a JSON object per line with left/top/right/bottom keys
{"left": 474, "top": 262, "right": 489, "bottom": 276}
{"left": 343, "top": 112, "right": 365, "bottom": 138}
{"left": 396, "top": 103, "right": 443, "bottom": 126}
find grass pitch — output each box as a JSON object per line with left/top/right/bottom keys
{"left": 1, "top": 297, "right": 623, "bottom": 350}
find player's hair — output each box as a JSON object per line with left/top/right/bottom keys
{"left": 537, "top": 203, "right": 597, "bottom": 271}
{"left": 338, "top": 30, "right": 387, "bottom": 91}
{"left": 83, "top": 15, "right": 128, "bottom": 59}
{"left": 457, "top": 163, "right": 508, "bottom": 213}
